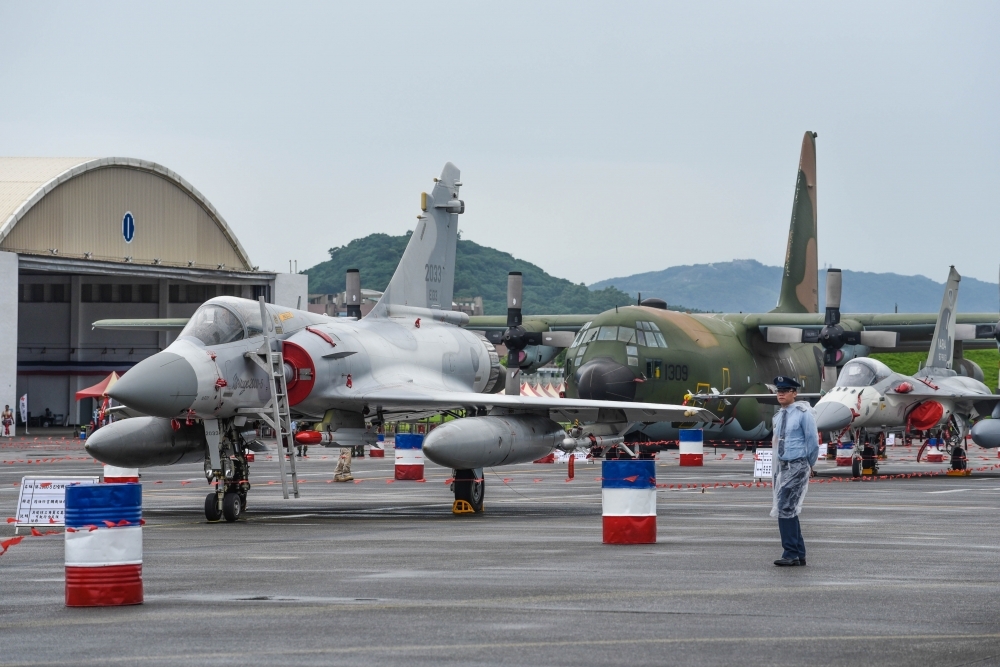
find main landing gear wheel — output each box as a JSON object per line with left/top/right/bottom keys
{"left": 851, "top": 458, "right": 862, "bottom": 478}
{"left": 205, "top": 493, "right": 222, "bottom": 522}
{"left": 222, "top": 492, "right": 242, "bottom": 522}
{"left": 453, "top": 468, "right": 485, "bottom": 513}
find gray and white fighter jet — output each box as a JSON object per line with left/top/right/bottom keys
{"left": 813, "top": 267, "right": 1000, "bottom": 474}
{"left": 86, "top": 163, "right": 714, "bottom": 521}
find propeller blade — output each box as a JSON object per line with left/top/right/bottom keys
{"left": 826, "top": 268, "right": 842, "bottom": 310}
{"left": 858, "top": 330, "right": 899, "bottom": 348}
{"left": 821, "top": 365, "right": 838, "bottom": 393}
{"left": 504, "top": 366, "right": 520, "bottom": 396}
{"left": 506, "top": 272, "right": 523, "bottom": 328}
{"left": 541, "top": 331, "right": 576, "bottom": 347}
{"left": 825, "top": 268, "right": 842, "bottom": 326}
{"left": 766, "top": 326, "right": 805, "bottom": 344}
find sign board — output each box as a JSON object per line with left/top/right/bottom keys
{"left": 15, "top": 476, "right": 100, "bottom": 532}
{"left": 886, "top": 433, "right": 896, "bottom": 446}
{"left": 122, "top": 211, "right": 135, "bottom": 243}
{"left": 753, "top": 448, "right": 773, "bottom": 479}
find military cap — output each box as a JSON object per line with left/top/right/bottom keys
{"left": 773, "top": 376, "right": 802, "bottom": 389}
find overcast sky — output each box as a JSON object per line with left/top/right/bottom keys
{"left": 1, "top": 2, "right": 997, "bottom": 287}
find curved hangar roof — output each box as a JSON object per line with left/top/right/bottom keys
{"left": 0, "top": 157, "right": 253, "bottom": 271}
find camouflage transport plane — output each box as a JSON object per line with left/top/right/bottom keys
{"left": 469, "top": 132, "right": 1000, "bottom": 443}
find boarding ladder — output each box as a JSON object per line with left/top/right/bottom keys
{"left": 240, "top": 297, "right": 299, "bottom": 499}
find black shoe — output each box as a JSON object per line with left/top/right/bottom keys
{"left": 799, "top": 557, "right": 806, "bottom": 566}
{"left": 773, "top": 558, "right": 801, "bottom": 567}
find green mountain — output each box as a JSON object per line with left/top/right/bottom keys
{"left": 305, "top": 233, "right": 647, "bottom": 316}
{"left": 590, "top": 259, "right": 1000, "bottom": 313}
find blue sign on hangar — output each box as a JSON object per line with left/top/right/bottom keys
{"left": 122, "top": 211, "right": 135, "bottom": 243}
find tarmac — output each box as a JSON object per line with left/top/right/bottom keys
{"left": 3, "top": 432, "right": 1000, "bottom": 666}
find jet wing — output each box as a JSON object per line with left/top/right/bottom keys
{"left": 687, "top": 392, "right": 822, "bottom": 406}
{"left": 358, "top": 387, "right": 717, "bottom": 424}
{"left": 92, "top": 318, "right": 190, "bottom": 331}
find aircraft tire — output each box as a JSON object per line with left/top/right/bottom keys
{"left": 205, "top": 493, "right": 223, "bottom": 522}
{"left": 222, "top": 492, "right": 242, "bottom": 522}
{"left": 851, "top": 458, "right": 862, "bottom": 478}
{"left": 454, "top": 468, "right": 484, "bottom": 513}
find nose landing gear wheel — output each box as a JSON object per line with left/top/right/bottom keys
{"left": 851, "top": 458, "right": 862, "bottom": 478}
{"left": 453, "top": 468, "right": 485, "bottom": 513}
{"left": 205, "top": 493, "right": 222, "bottom": 522}
{"left": 222, "top": 492, "right": 242, "bottom": 522}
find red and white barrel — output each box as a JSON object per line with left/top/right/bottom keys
{"left": 924, "top": 438, "right": 944, "bottom": 463}
{"left": 64, "top": 483, "right": 143, "bottom": 607}
{"left": 678, "top": 429, "right": 703, "bottom": 466}
{"left": 836, "top": 443, "right": 854, "bottom": 467}
{"left": 394, "top": 434, "right": 424, "bottom": 480}
{"left": 103, "top": 465, "right": 139, "bottom": 484}
{"left": 602, "top": 459, "right": 656, "bottom": 544}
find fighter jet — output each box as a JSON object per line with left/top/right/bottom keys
{"left": 85, "top": 163, "right": 714, "bottom": 521}
{"left": 812, "top": 267, "right": 1000, "bottom": 475}
{"left": 468, "top": 132, "right": 1000, "bottom": 444}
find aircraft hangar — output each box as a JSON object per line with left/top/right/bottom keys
{"left": 0, "top": 157, "right": 306, "bottom": 428}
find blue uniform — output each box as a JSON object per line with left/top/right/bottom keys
{"left": 770, "top": 401, "right": 818, "bottom": 562}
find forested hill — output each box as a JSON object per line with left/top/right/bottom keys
{"left": 590, "top": 259, "right": 1000, "bottom": 314}
{"left": 305, "top": 233, "right": 646, "bottom": 316}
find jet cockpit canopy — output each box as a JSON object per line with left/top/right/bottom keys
{"left": 835, "top": 358, "right": 892, "bottom": 388}
{"left": 178, "top": 297, "right": 265, "bottom": 346}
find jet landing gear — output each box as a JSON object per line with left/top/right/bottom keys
{"left": 452, "top": 468, "right": 484, "bottom": 513}
{"left": 204, "top": 452, "right": 250, "bottom": 523}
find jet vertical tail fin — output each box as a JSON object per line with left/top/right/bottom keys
{"left": 925, "top": 266, "right": 961, "bottom": 370}
{"left": 771, "top": 132, "right": 819, "bottom": 314}
{"left": 368, "top": 163, "right": 465, "bottom": 322}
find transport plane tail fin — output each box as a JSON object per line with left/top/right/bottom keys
{"left": 924, "top": 266, "right": 961, "bottom": 370}
{"left": 368, "top": 163, "right": 464, "bottom": 322}
{"left": 772, "top": 132, "right": 819, "bottom": 314}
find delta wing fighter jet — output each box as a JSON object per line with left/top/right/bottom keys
{"left": 811, "top": 267, "right": 1000, "bottom": 474}
{"left": 85, "top": 163, "right": 714, "bottom": 521}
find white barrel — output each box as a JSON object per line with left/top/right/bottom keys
{"left": 678, "top": 429, "right": 703, "bottom": 466}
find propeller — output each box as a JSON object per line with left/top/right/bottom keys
{"left": 766, "top": 268, "right": 898, "bottom": 390}
{"left": 500, "top": 272, "right": 575, "bottom": 395}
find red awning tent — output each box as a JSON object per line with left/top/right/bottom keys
{"left": 75, "top": 372, "right": 120, "bottom": 402}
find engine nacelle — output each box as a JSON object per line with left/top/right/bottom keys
{"left": 514, "top": 344, "right": 561, "bottom": 373}
{"left": 84, "top": 416, "right": 206, "bottom": 468}
{"left": 422, "top": 414, "right": 564, "bottom": 469}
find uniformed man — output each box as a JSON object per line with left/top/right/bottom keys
{"left": 770, "top": 376, "right": 819, "bottom": 567}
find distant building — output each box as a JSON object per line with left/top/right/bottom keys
{"left": 308, "top": 289, "right": 383, "bottom": 318}
{"left": 308, "top": 292, "right": 484, "bottom": 318}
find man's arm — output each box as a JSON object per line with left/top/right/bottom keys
{"left": 802, "top": 408, "right": 819, "bottom": 467}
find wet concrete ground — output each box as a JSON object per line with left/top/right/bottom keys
{"left": 2, "top": 434, "right": 1000, "bottom": 666}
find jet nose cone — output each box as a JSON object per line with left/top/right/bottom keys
{"left": 574, "top": 357, "right": 637, "bottom": 402}
{"left": 108, "top": 352, "right": 198, "bottom": 418}
{"left": 814, "top": 400, "right": 854, "bottom": 431}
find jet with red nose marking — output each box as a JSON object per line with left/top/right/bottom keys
{"left": 86, "top": 163, "right": 715, "bottom": 522}
{"left": 810, "top": 267, "right": 1000, "bottom": 476}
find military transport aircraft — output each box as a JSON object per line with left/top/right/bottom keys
{"left": 468, "top": 131, "right": 1000, "bottom": 443}
{"left": 85, "top": 163, "right": 714, "bottom": 521}
{"left": 811, "top": 267, "right": 1000, "bottom": 471}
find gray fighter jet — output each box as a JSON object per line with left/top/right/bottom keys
{"left": 85, "top": 163, "right": 714, "bottom": 521}
{"left": 813, "top": 267, "right": 1000, "bottom": 474}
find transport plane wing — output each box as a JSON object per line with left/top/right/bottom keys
{"left": 359, "top": 387, "right": 717, "bottom": 424}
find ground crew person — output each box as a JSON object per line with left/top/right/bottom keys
{"left": 770, "top": 376, "right": 819, "bottom": 567}
{"left": 333, "top": 441, "right": 353, "bottom": 482}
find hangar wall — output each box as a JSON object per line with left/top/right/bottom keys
{"left": 0, "top": 157, "right": 300, "bottom": 428}
{"left": 0, "top": 252, "right": 17, "bottom": 425}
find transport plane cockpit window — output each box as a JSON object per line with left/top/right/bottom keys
{"left": 598, "top": 326, "right": 618, "bottom": 341}
{"left": 179, "top": 304, "right": 245, "bottom": 346}
{"left": 616, "top": 326, "right": 636, "bottom": 343}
